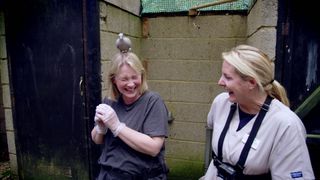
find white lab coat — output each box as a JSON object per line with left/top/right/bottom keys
{"left": 203, "top": 93, "right": 314, "bottom": 180}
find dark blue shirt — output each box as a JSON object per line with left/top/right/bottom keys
{"left": 237, "top": 107, "right": 256, "bottom": 131}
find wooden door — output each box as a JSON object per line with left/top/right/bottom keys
{"left": 4, "top": 0, "right": 101, "bottom": 179}
{"left": 276, "top": 0, "right": 320, "bottom": 177}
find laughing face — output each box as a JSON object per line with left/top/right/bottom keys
{"left": 114, "top": 63, "right": 142, "bottom": 105}
{"left": 218, "top": 60, "right": 252, "bottom": 104}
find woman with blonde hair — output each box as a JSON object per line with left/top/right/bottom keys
{"left": 91, "top": 34, "right": 169, "bottom": 180}
{"left": 203, "top": 45, "right": 314, "bottom": 179}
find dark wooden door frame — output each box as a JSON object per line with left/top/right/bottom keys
{"left": 276, "top": 0, "right": 320, "bottom": 178}
{"left": 276, "top": 0, "right": 320, "bottom": 110}
{"left": 4, "top": 0, "right": 101, "bottom": 179}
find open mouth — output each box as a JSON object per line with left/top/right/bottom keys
{"left": 227, "top": 90, "right": 234, "bottom": 96}
{"left": 124, "top": 87, "right": 136, "bottom": 94}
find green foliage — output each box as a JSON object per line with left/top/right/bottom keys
{"left": 0, "top": 169, "right": 12, "bottom": 180}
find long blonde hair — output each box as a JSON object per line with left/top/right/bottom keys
{"left": 107, "top": 52, "right": 148, "bottom": 101}
{"left": 222, "top": 45, "right": 290, "bottom": 106}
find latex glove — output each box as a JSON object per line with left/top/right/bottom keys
{"left": 94, "top": 114, "right": 108, "bottom": 135}
{"left": 95, "top": 104, "right": 126, "bottom": 137}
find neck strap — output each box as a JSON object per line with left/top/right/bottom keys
{"left": 217, "top": 103, "right": 237, "bottom": 159}
{"left": 216, "top": 96, "right": 273, "bottom": 169}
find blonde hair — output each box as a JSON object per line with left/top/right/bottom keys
{"left": 107, "top": 52, "right": 148, "bottom": 101}
{"left": 222, "top": 45, "right": 290, "bottom": 106}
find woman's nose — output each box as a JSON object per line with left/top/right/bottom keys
{"left": 218, "top": 77, "right": 224, "bottom": 86}
{"left": 127, "top": 80, "right": 135, "bottom": 87}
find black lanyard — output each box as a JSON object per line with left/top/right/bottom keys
{"left": 216, "top": 96, "right": 273, "bottom": 169}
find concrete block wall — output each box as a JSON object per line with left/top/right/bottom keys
{"left": 99, "top": 0, "right": 142, "bottom": 98}
{"left": 0, "top": 12, "right": 18, "bottom": 176}
{"left": 141, "top": 15, "right": 247, "bottom": 179}
{"left": 0, "top": 12, "right": 7, "bottom": 160}
{"left": 247, "top": 0, "right": 278, "bottom": 59}
{"left": 105, "top": 0, "right": 140, "bottom": 16}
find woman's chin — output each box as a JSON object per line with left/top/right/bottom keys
{"left": 122, "top": 93, "right": 140, "bottom": 103}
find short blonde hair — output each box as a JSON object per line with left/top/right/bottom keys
{"left": 222, "top": 45, "right": 290, "bottom": 106}
{"left": 107, "top": 52, "right": 148, "bottom": 101}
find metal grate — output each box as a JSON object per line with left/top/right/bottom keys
{"left": 141, "top": 0, "right": 256, "bottom": 14}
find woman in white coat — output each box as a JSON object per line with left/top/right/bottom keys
{"left": 202, "top": 45, "right": 314, "bottom": 180}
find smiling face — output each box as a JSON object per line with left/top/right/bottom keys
{"left": 218, "top": 60, "right": 252, "bottom": 104}
{"left": 114, "top": 63, "right": 142, "bottom": 105}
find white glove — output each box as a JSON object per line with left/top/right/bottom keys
{"left": 94, "top": 114, "right": 108, "bottom": 135}
{"left": 95, "top": 104, "right": 126, "bottom": 137}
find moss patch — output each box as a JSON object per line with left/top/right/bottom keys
{"left": 166, "top": 158, "right": 205, "bottom": 180}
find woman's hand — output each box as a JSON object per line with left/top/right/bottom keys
{"left": 95, "top": 104, "right": 126, "bottom": 137}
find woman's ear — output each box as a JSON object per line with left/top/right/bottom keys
{"left": 248, "top": 77, "right": 257, "bottom": 90}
